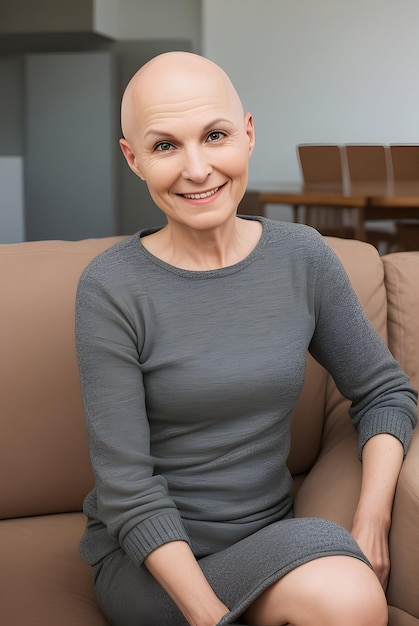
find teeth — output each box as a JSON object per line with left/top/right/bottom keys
{"left": 183, "top": 186, "right": 220, "bottom": 199}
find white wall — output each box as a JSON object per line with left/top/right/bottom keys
{"left": 202, "top": 0, "right": 419, "bottom": 185}
{"left": 0, "top": 157, "right": 25, "bottom": 243}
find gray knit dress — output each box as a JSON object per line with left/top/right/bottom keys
{"left": 75, "top": 217, "right": 417, "bottom": 626}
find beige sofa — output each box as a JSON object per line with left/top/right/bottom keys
{"left": 0, "top": 234, "right": 418, "bottom": 626}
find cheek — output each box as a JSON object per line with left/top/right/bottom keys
{"left": 140, "top": 157, "right": 179, "bottom": 191}
{"left": 218, "top": 140, "right": 250, "bottom": 171}
{"left": 220, "top": 149, "right": 249, "bottom": 178}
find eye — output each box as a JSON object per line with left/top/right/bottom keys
{"left": 155, "top": 141, "right": 174, "bottom": 152}
{"left": 206, "top": 131, "right": 226, "bottom": 143}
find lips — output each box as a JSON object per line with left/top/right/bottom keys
{"left": 181, "top": 186, "right": 221, "bottom": 200}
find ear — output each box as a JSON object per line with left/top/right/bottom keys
{"left": 119, "top": 139, "right": 145, "bottom": 180}
{"left": 244, "top": 113, "right": 255, "bottom": 157}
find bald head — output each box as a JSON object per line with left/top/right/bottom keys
{"left": 120, "top": 51, "right": 245, "bottom": 147}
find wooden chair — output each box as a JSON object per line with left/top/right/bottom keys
{"left": 296, "top": 144, "right": 360, "bottom": 239}
{"left": 344, "top": 144, "right": 398, "bottom": 253}
{"left": 390, "top": 144, "right": 419, "bottom": 180}
{"left": 345, "top": 144, "right": 390, "bottom": 182}
{"left": 390, "top": 145, "right": 419, "bottom": 251}
{"left": 298, "top": 144, "right": 344, "bottom": 186}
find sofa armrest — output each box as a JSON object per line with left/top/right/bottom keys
{"left": 387, "top": 424, "right": 419, "bottom": 620}
{"left": 383, "top": 251, "right": 419, "bottom": 621}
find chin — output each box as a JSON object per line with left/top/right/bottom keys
{"left": 182, "top": 205, "right": 238, "bottom": 231}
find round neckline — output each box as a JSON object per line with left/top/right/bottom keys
{"left": 135, "top": 215, "right": 268, "bottom": 278}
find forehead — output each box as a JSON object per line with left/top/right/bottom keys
{"left": 133, "top": 66, "right": 242, "bottom": 130}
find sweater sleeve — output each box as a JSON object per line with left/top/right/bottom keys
{"left": 307, "top": 236, "right": 417, "bottom": 458}
{"left": 75, "top": 262, "right": 190, "bottom": 567}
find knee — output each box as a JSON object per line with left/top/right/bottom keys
{"left": 243, "top": 556, "right": 388, "bottom": 626}
{"left": 284, "top": 556, "right": 388, "bottom": 626}
{"left": 337, "top": 582, "right": 387, "bottom": 626}
{"left": 312, "top": 558, "right": 388, "bottom": 626}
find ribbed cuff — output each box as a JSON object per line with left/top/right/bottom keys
{"left": 123, "top": 511, "right": 191, "bottom": 565}
{"left": 358, "top": 409, "right": 415, "bottom": 459}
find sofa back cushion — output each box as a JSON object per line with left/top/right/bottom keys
{"left": 383, "top": 251, "right": 419, "bottom": 397}
{"left": 0, "top": 237, "right": 123, "bottom": 519}
{"left": 0, "top": 234, "right": 388, "bottom": 520}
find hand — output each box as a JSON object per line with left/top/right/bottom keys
{"left": 213, "top": 611, "right": 230, "bottom": 626}
{"left": 351, "top": 434, "right": 404, "bottom": 590}
{"left": 203, "top": 608, "right": 230, "bottom": 626}
{"left": 189, "top": 605, "right": 229, "bottom": 626}
{"left": 351, "top": 515, "right": 390, "bottom": 590}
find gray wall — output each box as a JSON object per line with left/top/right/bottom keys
{"left": 0, "top": 0, "right": 93, "bottom": 33}
{"left": 0, "top": 1, "right": 202, "bottom": 241}
{"left": 0, "top": 56, "right": 24, "bottom": 156}
{"left": 24, "top": 52, "right": 117, "bottom": 240}
{"left": 22, "top": 41, "right": 196, "bottom": 240}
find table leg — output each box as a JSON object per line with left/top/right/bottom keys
{"left": 354, "top": 207, "right": 366, "bottom": 241}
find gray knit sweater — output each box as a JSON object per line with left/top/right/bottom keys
{"left": 75, "top": 217, "right": 417, "bottom": 569}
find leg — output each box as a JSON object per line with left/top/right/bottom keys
{"left": 243, "top": 555, "right": 387, "bottom": 626}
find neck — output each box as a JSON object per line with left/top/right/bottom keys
{"left": 143, "top": 216, "right": 262, "bottom": 271}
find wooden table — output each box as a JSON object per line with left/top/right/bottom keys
{"left": 240, "top": 181, "right": 419, "bottom": 241}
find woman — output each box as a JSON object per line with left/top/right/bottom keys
{"left": 76, "top": 51, "right": 417, "bottom": 626}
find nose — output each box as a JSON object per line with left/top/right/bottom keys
{"left": 181, "top": 145, "right": 212, "bottom": 182}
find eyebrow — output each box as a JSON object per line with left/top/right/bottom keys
{"left": 144, "top": 117, "right": 234, "bottom": 141}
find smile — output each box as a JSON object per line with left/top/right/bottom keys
{"left": 181, "top": 186, "right": 221, "bottom": 200}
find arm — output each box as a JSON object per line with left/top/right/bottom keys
{"left": 351, "top": 433, "right": 404, "bottom": 589}
{"left": 307, "top": 236, "right": 417, "bottom": 586}
{"left": 76, "top": 267, "right": 187, "bottom": 561}
{"left": 144, "top": 541, "right": 229, "bottom": 626}
{"left": 308, "top": 239, "right": 417, "bottom": 458}
{"left": 76, "top": 256, "right": 228, "bottom": 625}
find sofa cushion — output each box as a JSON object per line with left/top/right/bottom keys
{"left": 0, "top": 238, "right": 123, "bottom": 519}
{"left": 388, "top": 605, "right": 419, "bottom": 626}
{"left": 0, "top": 512, "right": 110, "bottom": 625}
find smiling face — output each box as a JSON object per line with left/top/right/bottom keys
{"left": 119, "top": 52, "right": 255, "bottom": 231}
